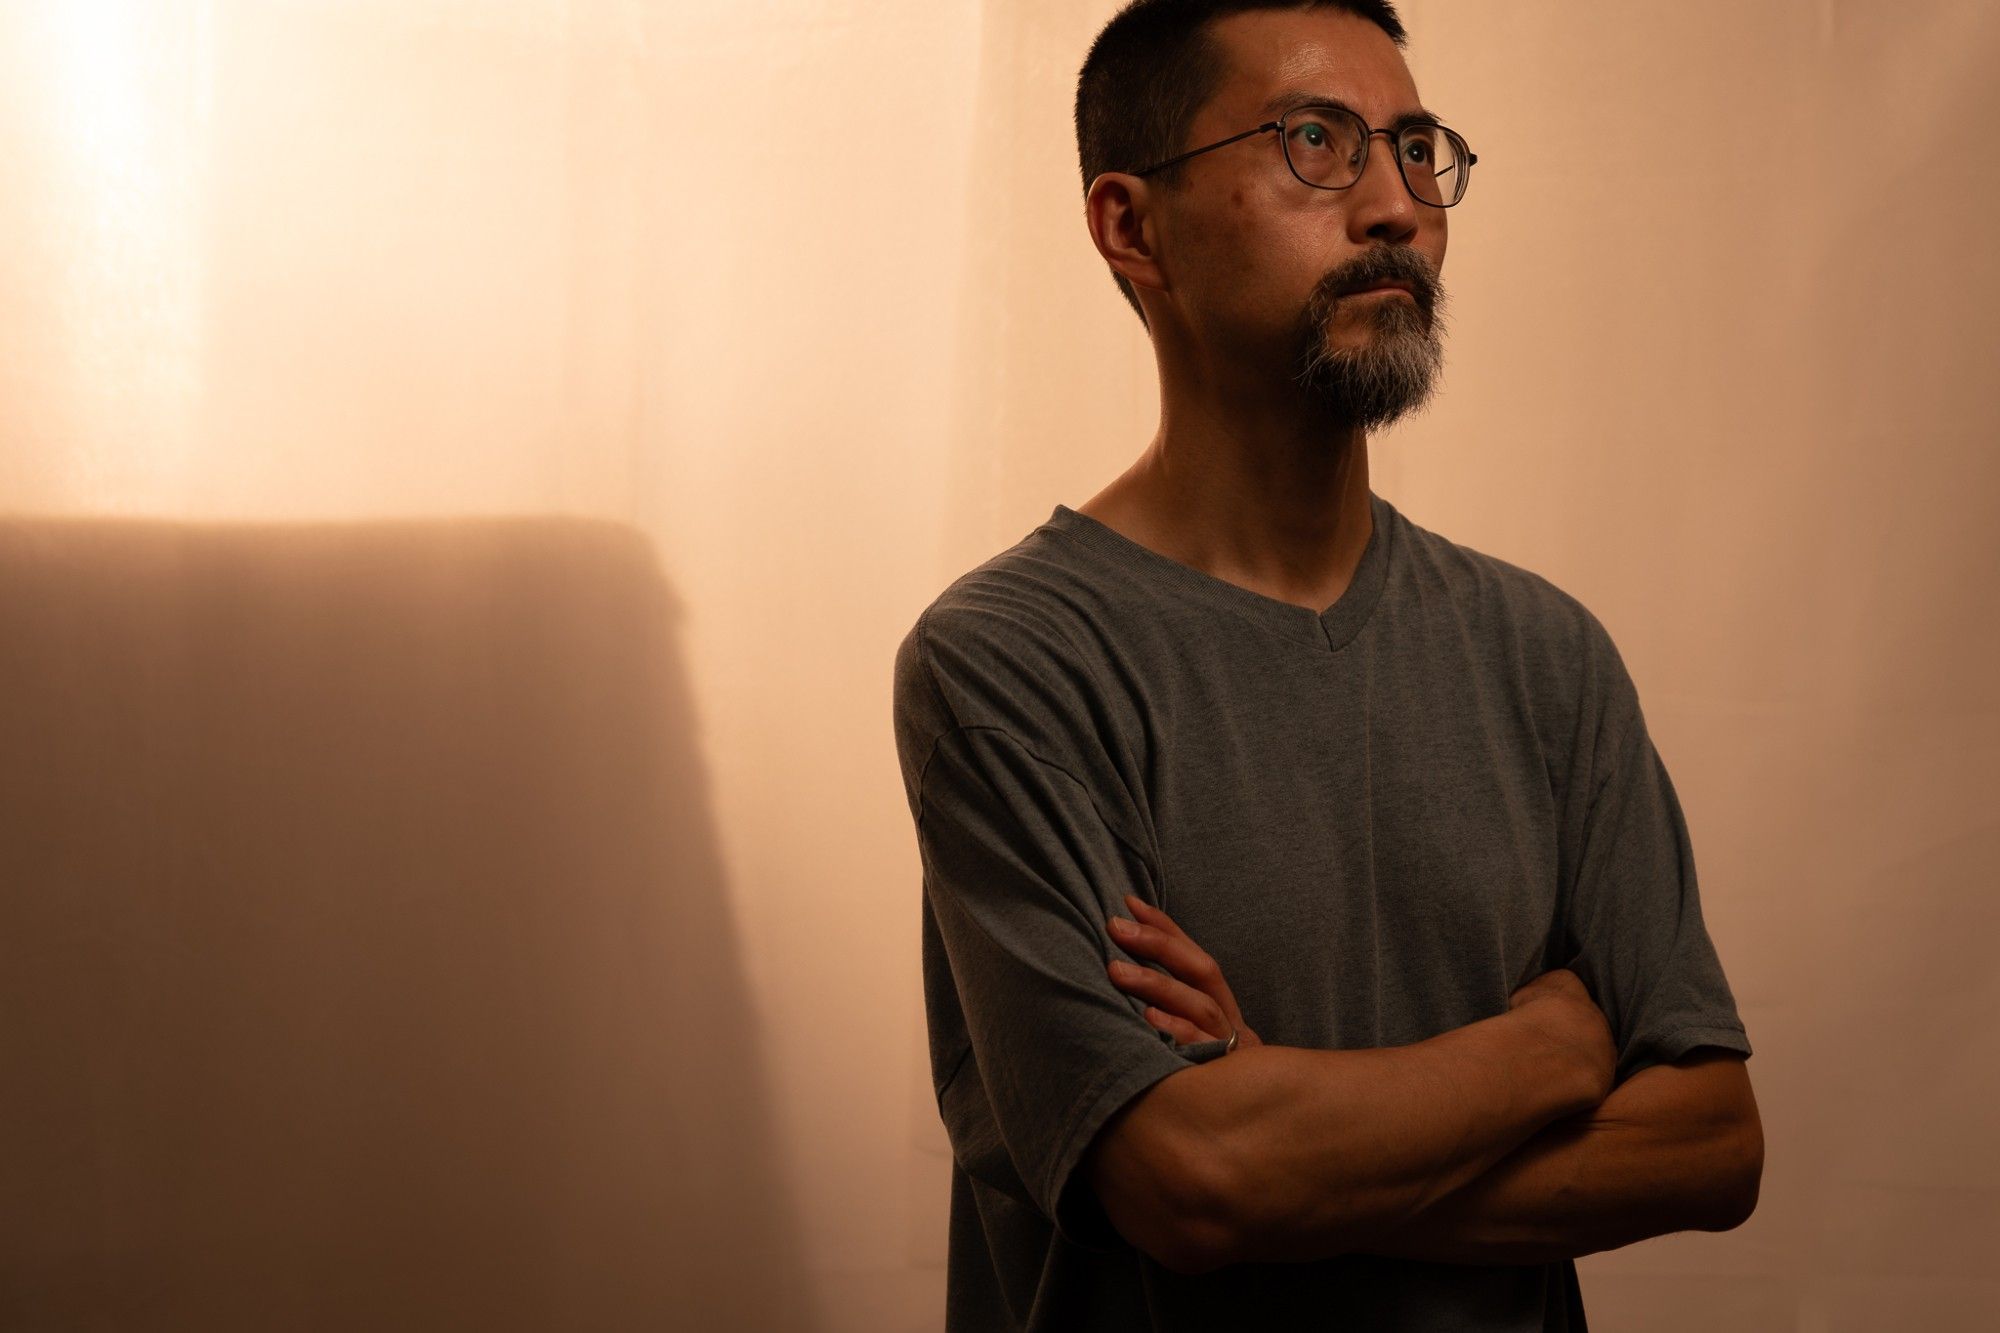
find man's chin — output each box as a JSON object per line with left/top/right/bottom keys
{"left": 1303, "top": 394, "right": 1429, "bottom": 435}
{"left": 1295, "top": 360, "right": 1441, "bottom": 430}
{"left": 1305, "top": 341, "right": 1431, "bottom": 383}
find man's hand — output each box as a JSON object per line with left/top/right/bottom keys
{"left": 1106, "top": 894, "right": 1613, "bottom": 1102}
{"left": 1106, "top": 894, "right": 1263, "bottom": 1049}
{"left": 1505, "top": 967, "right": 1617, "bottom": 1107}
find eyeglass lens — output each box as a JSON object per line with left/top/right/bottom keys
{"left": 1283, "top": 105, "right": 1468, "bottom": 205}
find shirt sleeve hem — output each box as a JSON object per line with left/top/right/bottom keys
{"left": 1040, "top": 1040, "right": 1204, "bottom": 1252}
{"left": 1655, "top": 1025, "right": 1753, "bottom": 1062}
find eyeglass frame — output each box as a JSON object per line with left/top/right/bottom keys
{"left": 1129, "top": 103, "right": 1477, "bottom": 207}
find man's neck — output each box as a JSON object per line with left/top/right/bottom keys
{"left": 1076, "top": 393, "right": 1375, "bottom": 617}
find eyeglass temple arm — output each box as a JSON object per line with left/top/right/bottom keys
{"left": 1132, "top": 120, "right": 1283, "bottom": 178}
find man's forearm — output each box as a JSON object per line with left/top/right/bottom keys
{"left": 1193, "top": 1008, "right": 1601, "bottom": 1268}
{"left": 1348, "top": 1057, "right": 1759, "bottom": 1266}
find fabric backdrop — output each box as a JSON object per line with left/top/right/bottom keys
{"left": 2, "top": 1, "right": 1995, "bottom": 1329}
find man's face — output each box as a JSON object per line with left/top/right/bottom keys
{"left": 1160, "top": 9, "right": 1451, "bottom": 431}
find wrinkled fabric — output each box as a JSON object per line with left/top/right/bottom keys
{"left": 891, "top": 489, "right": 1750, "bottom": 1331}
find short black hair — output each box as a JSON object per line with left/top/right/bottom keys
{"left": 1075, "top": 0, "right": 1409, "bottom": 330}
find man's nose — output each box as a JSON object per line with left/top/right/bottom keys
{"left": 1345, "top": 132, "right": 1420, "bottom": 244}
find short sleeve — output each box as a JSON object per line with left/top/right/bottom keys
{"left": 914, "top": 722, "right": 1224, "bottom": 1251}
{"left": 1562, "top": 616, "right": 1753, "bottom": 1084}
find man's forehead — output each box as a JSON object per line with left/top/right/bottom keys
{"left": 1205, "top": 10, "right": 1426, "bottom": 125}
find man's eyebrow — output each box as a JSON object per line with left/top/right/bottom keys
{"left": 1259, "top": 89, "right": 1448, "bottom": 130}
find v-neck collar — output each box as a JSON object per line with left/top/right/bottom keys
{"left": 1042, "top": 490, "right": 1395, "bottom": 654}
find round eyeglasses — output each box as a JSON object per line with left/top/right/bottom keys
{"left": 1132, "top": 103, "right": 1476, "bottom": 208}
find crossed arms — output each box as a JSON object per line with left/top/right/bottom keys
{"left": 1081, "top": 905, "right": 1763, "bottom": 1275}
{"left": 1354, "top": 1045, "right": 1760, "bottom": 1267}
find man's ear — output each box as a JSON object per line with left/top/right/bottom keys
{"left": 1084, "top": 172, "right": 1168, "bottom": 300}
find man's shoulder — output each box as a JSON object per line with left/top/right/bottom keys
{"left": 891, "top": 529, "right": 1126, "bottom": 772}
{"left": 1395, "top": 507, "right": 1611, "bottom": 655}
{"left": 898, "top": 539, "right": 1086, "bottom": 676}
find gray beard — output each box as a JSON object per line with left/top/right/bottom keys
{"left": 1291, "top": 285, "right": 1448, "bottom": 433}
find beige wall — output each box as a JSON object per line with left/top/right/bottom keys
{"left": 1, "top": 1, "right": 1995, "bottom": 1329}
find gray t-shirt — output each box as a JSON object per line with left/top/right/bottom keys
{"left": 890, "top": 489, "right": 1752, "bottom": 1332}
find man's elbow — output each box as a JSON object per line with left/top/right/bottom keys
{"left": 1706, "top": 1118, "right": 1765, "bottom": 1231}
{"left": 1082, "top": 1080, "right": 1246, "bottom": 1275}
{"left": 1137, "top": 1201, "right": 1238, "bottom": 1277}
{"left": 1090, "top": 1138, "right": 1241, "bottom": 1275}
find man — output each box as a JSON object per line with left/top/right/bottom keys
{"left": 890, "top": 2, "right": 1762, "bottom": 1328}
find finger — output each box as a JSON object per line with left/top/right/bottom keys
{"left": 1109, "top": 914, "right": 1223, "bottom": 996}
{"left": 1124, "top": 894, "right": 1195, "bottom": 943}
{"left": 1109, "top": 959, "right": 1223, "bottom": 1034}
{"left": 1108, "top": 915, "right": 1247, "bottom": 1037}
{"left": 1121, "top": 900, "right": 1234, "bottom": 1004}
{"left": 1142, "top": 1005, "right": 1218, "bottom": 1047}
{"left": 1107, "top": 960, "right": 1230, "bottom": 1040}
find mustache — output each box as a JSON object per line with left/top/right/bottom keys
{"left": 1313, "top": 246, "right": 1442, "bottom": 320}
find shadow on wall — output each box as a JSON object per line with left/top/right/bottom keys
{"left": 0, "top": 516, "right": 809, "bottom": 1331}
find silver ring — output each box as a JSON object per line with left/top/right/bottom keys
{"left": 1224, "top": 1026, "right": 1239, "bottom": 1054}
